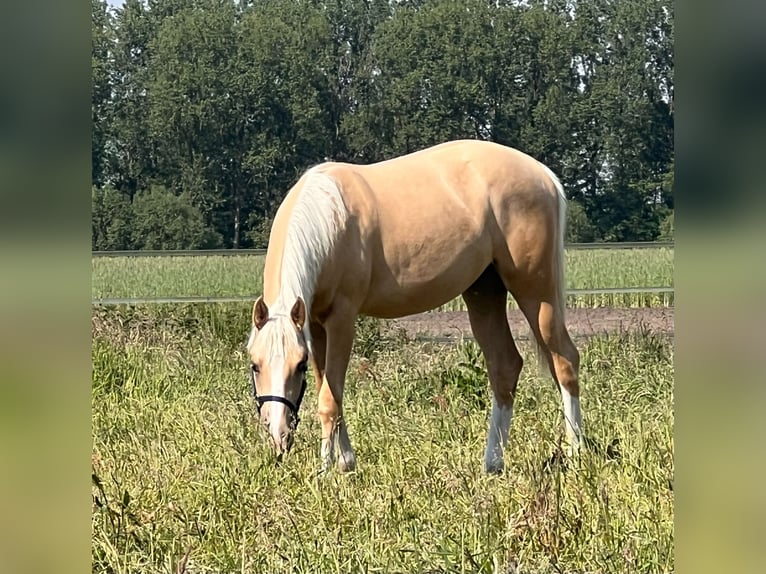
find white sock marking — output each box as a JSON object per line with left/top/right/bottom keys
{"left": 560, "top": 385, "right": 582, "bottom": 449}
{"left": 484, "top": 398, "right": 513, "bottom": 473}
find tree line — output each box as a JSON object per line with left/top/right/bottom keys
{"left": 91, "top": 0, "right": 674, "bottom": 250}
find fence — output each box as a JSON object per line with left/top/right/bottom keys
{"left": 92, "top": 241, "right": 674, "bottom": 258}
{"left": 92, "top": 242, "right": 673, "bottom": 306}
{"left": 92, "top": 287, "right": 674, "bottom": 306}
{"left": 92, "top": 287, "right": 674, "bottom": 307}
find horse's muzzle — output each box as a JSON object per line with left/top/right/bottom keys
{"left": 259, "top": 411, "right": 294, "bottom": 454}
{"left": 268, "top": 428, "right": 294, "bottom": 456}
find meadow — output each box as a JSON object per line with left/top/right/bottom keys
{"left": 92, "top": 247, "right": 674, "bottom": 309}
{"left": 91, "top": 304, "right": 674, "bottom": 573}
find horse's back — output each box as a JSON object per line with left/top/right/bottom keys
{"left": 307, "top": 141, "right": 559, "bottom": 318}
{"left": 320, "top": 140, "right": 557, "bottom": 252}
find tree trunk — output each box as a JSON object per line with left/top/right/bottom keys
{"left": 233, "top": 194, "right": 241, "bottom": 249}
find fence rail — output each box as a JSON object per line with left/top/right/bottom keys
{"left": 92, "top": 286, "right": 673, "bottom": 306}
{"left": 92, "top": 241, "right": 673, "bottom": 258}
{"left": 411, "top": 331, "right": 675, "bottom": 345}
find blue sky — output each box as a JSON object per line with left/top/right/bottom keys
{"left": 107, "top": 0, "right": 124, "bottom": 7}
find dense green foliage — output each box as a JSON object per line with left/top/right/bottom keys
{"left": 92, "top": 247, "right": 674, "bottom": 307}
{"left": 92, "top": 0, "right": 673, "bottom": 247}
{"left": 92, "top": 305, "right": 673, "bottom": 572}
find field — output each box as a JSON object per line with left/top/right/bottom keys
{"left": 92, "top": 247, "right": 674, "bottom": 572}
{"left": 91, "top": 247, "right": 674, "bottom": 309}
{"left": 91, "top": 301, "right": 673, "bottom": 573}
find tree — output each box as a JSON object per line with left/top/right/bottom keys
{"left": 92, "top": 0, "right": 113, "bottom": 188}
{"left": 92, "top": 185, "right": 134, "bottom": 250}
{"left": 146, "top": 0, "right": 241, "bottom": 242}
{"left": 92, "top": 0, "right": 674, "bottom": 245}
{"left": 130, "top": 186, "right": 221, "bottom": 250}
{"left": 143, "top": 0, "right": 339, "bottom": 247}
{"left": 109, "top": 0, "right": 157, "bottom": 197}
{"left": 568, "top": 0, "right": 673, "bottom": 241}
{"left": 658, "top": 210, "right": 674, "bottom": 240}
{"left": 320, "top": 0, "right": 392, "bottom": 161}
{"left": 237, "top": 0, "right": 338, "bottom": 227}
{"left": 565, "top": 201, "right": 598, "bottom": 243}
{"left": 346, "top": 0, "right": 498, "bottom": 158}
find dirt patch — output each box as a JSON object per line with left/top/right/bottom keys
{"left": 389, "top": 307, "right": 674, "bottom": 342}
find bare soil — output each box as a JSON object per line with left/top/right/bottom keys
{"left": 389, "top": 307, "right": 674, "bottom": 342}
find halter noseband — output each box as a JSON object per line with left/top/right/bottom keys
{"left": 250, "top": 364, "right": 307, "bottom": 428}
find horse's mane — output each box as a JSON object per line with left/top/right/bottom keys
{"left": 248, "top": 168, "right": 346, "bottom": 352}
{"left": 276, "top": 167, "right": 348, "bottom": 323}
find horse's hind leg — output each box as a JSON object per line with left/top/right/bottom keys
{"left": 462, "top": 266, "right": 524, "bottom": 474}
{"left": 515, "top": 295, "right": 582, "bottom": 453}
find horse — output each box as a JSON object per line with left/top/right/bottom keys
{"left": 246, "top": 139, "right": 581, "bottom": 474}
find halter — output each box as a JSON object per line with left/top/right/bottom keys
{"left": 250, "top": 364, "right": 307, "bottom": 428}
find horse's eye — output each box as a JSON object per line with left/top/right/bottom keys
{"left": 297, "top": 360, "right": 308, "bottom": 374}
{"left": 251, "top": 363, "right": 260, "bottom": 375}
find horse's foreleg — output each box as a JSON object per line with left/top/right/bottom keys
{"left": 309, "top": 321, "right": 327, "bottom": 392}
{"left": 317, "top": 313, "right": 356, "bottom": 473}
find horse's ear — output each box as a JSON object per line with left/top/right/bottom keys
{"left": 253, "top": 297, "right": 269, "bottom": 330}
{"left": 290, "top": 297, "right": 306, "bottom": 331}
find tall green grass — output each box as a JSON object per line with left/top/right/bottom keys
{"left": 92, "top": 255, "right": 266, "bottom": 299}
{"left": 92, "top": 248, "right": 673, "bottom": 308}
{"left": 92, "top": 306, "right": 673, "bottom": 573}
{"left": 565, "top": 248, "right": 673, "bottom": 290}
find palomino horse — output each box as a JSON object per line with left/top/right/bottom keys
{"left": 246, "top": 139, "right": 581, "bottom": 474}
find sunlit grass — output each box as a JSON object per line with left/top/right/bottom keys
{"left": 92, "top": 307, "right": 673, "bottom": 573}
{"left": 91, "top": 255, "right": 266, "bottom": 299}
{"left": 92, "top": 248, "right": 673, "bottom": 308}
{"left": 565, "top": 248, "right": 673, "bottom": 290}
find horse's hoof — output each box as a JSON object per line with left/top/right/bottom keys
{"left": 337, "top": 451, "right": 357, "bottom": 473}
{"left": 605, "top": 437, "right": 621, "bottom": 460}
{"left": 543, "top": 448, "right": 567, "bottom": 473}
{"left": 317, "top": 456, "right": 333, "bottom": 477}
{"left": 484, "top": 458, "right": 505, "bottom": 475}
{"left": 581, "top": 436, "right": 621, "bottom": 461}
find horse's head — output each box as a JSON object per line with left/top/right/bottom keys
{"left": 247, "top": 296, "right": 309, "bottom": 456}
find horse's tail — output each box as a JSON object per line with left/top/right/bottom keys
{"left": 547, "top": 164, "right": 568, "bottom": 319}
{"left": 536, "top": 162, "right": 568, "bottom": 367}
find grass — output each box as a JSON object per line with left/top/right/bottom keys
{"left": 92, "top": 247, "right": 674, "bottom": 309}
{"left": 91, "top": 305, "right": 673, "bottom": 573}
{"left": 92, "top": 255, "right": 266, "bottom": 300}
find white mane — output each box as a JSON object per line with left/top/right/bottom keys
{"left": 277, "top": 168, "right": 347, "bottom": 311}
{"left": 247, "top": 168, "right": 346, "bottom": 352}
{"left": 257, "top": 169, "right": 347, "bottom": 344}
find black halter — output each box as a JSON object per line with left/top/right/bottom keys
{"left": 250, "top": 364, "right": 307, "bottom": 428}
